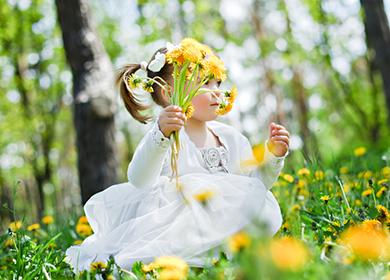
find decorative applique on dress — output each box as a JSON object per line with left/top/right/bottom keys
{"left": 199, "top": 146, "right": 229, "bottom": 173}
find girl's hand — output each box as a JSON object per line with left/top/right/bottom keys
{"left": 267, "top": 122, "right": 290, "bottom": 157}
{"left": 158, "top": 105, "right": 187, "bottom": 138}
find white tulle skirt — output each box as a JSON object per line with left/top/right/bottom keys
{"left": 65, "top": 172, "right": 283, "bottom": 273}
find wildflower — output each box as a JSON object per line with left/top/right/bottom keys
{"left": 224, "top": 86, "right": 237, "bottom": 103}
{"left": 376, "top": 186, "right": 387, "bottom": 198}
{"left": 382, "top": 166, "right": 390, "bottom": 177}
{"left": 127, "top": 74, "right": 143, "bottom": 89}
{"left": 78, "top": 216, "right": 89, "bottom": 224}
{"left": 337, "top": 222, "right": 390, "bottom": 262}
{"left": 215, "top": 102, "right": 233, "bottom": 115}
{"left": 184, "top": 103, "right": 194, "bottom": 119}
{"left": 203, "top": 55, "right": 226, "bottom": 82}
{"left": 354, "top": 147, "right": 366, "bottom": 157}
{"left": 378, "top": 179, "right": 388, "bottom": 186}
{"left": 376, "top": 205, "right": 390, "bottom": 224}
{"left": 27, "top": 223, "right": 40, "bottom": 232}
{"left": 41, "top": 215, "right": 54, "bottom": 225}
{"left": 320, "top": 195, "right": 330, "bottom": 204}
{"left": 76, "top": 223, "right": 93, "bottom": 237}
{"left": 362, "top": 219, "right": 383, "bottom": 231}
{"left": 90, "top": 261, "right": 107, "bottom": 272}
{"left": 228, "top": 231, "right": 251, "bottom": 253}
{"left": 270, "top": 236, "right": 309, "bottom": 271}
{"left": 361, "top": 188, "right": 373, "bottom": 197}
{"left": 315, "top": 170, "right": 324, "bottom": 180}
{"left": 252, "top": 143, "right": 265, "bottom": 165}
{"left": 8, "top": 220, "right": 22, "bottom": 232}
{"left": 339, "top": 166, "right": 349, "bottom": 174}
{"left": 282, "top": 174, "right": 294, "bottom": 183}
{"left": 298, "top": 168, "right": 310, "bottom": 177}
{"left": 193, "top": 190, "right": 215, "bottom": 204}
{"left": 4, "top": 238, "right": 15, "bottom": 249}
{"left": 142, "top": 80, "right": 154, "bottom": 93}
{"left": 354, "top": 199, "right": 362, "bottom": 206}
{"left": 143, "top": 256, "right": 189, "bottom": 280}
{"left": 291, "top": 204, "right": 301, "bottom": 212}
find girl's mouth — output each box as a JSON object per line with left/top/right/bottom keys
{"left": 210, "top": 103, "right": 219, "bottom": 106}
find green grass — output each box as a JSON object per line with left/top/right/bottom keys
{"left": 1, "top": 147, "right": 389, "bottom": 279}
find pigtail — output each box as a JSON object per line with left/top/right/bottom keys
{"left": 116, "top": 64, "right": 153, "bottom": 124}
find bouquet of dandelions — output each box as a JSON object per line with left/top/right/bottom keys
{"left": 127, "top": 38, "right": 237, "bottom": 192}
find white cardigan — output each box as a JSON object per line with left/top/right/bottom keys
{"left": 127, "top": 119, "right": 288, "bottom": 190}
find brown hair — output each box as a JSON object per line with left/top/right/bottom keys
{"left": 116, "top": 47, "right": 174, "bottom": 124}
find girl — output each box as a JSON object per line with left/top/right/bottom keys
{"left": 65, "top": 46, "right": 290, "bottom": 274}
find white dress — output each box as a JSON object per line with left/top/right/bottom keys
{"left": 65, "top": 119, "right": 289, "bottom": 274}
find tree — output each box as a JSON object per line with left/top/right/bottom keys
{"left": 55, "top": 0, "right": 119, "bottom": 205}
{"left": 360, "top": 0, "right": 390, "bottom": 126}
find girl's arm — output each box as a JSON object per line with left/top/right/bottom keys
{"left": 239, "top": 134, "right": 289, "bottom": 190}
{"left": 127, "top": 119, "right": 171, "bottom": 188}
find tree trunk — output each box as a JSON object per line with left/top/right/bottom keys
{"left": 55, "top": 0, "right": 119, "bottom": 205}
{"left": 360, "top": 0, "right": 390, "bottom": 126}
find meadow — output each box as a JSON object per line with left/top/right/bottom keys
{"left": 1, "top": 146, "right": 389, "bottom": 280}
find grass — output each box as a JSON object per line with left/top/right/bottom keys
{"left": 1, "top": 146, "right": 389, "bottom": 279}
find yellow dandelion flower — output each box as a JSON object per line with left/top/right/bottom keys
{"left": 127, "top": 74, "right": 143, "bottom": 89}
{"left": 354, "top": 147, "right": 366, "bottom": 157}
{"left": 376, "top": 205, "right": 390, "bottom": 224}
{"left": 362, "top": 219, "right": 383, "bottom": 231}
{"left": 225, "top": 86, "right": 237, "bottom": 103}
{"left": 270, "top": 236, "right": 309, "bottom": 271}
{"left": 282, "top": 173, "right": 294, "bottom": 183}
{"left": 159, "top": 269, "right": 186, "bottom": 280}
{"left": 193, "top": 190, "right": 215, "bottom": 203}
{"left": 76, "top": 223, "right": 93, "bottom": 237}
{"left": 78, "top": 216, "right": 89, "bottom": 224}
{"left": 340, "top": 166, "right": 349, "bottom": 174}
{"left": 4, "top": 238, "right": 15, "bottom": 249}
{"left": 298, "top": 168, "right": 310, "bottom": 176}
{"left": 354, "top": 199, "right": 362, "bottom": 206}
{"left": 180, "top": 38, "right": 203, "bottom": 63}
{"left": 378, "top": 178, "right": 388, "bottom": 186}
{"left": 252, "top": 143, "right": 265, "bottom": 165}
{"left": 8, "top": 220, "right": 22, "bottom": 232}
{"left": 73, "top": 240, "right": 83, "bottom": 245}
{"left": 228, "top": 231, "right": 251, "bottom": 253}
{"left": 90, "top": 261, "right": 107, "bottom": 272}
{"left": 215, "top": 102, "right": 233, "bottom": 115}
{"left": 320, "top": 195, "right": 330, "bottom": 204}
{"left": 166, "top": 46, "right": 185, "bottom": 65}
{"left": 203, "top": 55, "right": 227, "bottom": 82}
{"left": 41, "top": 215, "right": 54, "bottom": 225}
{"left": 152, "top": 256, "right": 189, "bottom": 275}
{"left": 382, "top": 166, "right": 390, "bottom": 177}
{"left": 142, "top": 80, "right": 154, "bottom": 93}
{"left": 315, "top": 170, "right": 324, "bottom": 180}
{"left": 376, "top": 186, "right": 387, "bottom": 198}
{"left": 291, "top": 204, "right": 301, "bottom": 211}
{"left": 184, "top": 104, "right": 195, "bottom": 119}
{"left": 337, "top": 223, "right": 390, "bottom": 262}
{"left": 27, "top": 223, "right": 40, "bottom": 232}
{"left": 361, "top": 188, "right": 373, "bottom": 197}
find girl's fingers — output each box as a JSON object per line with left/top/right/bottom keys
{"left": 165, "top": 105, "right": 182, "bottom": 112}
{"left": 270, "top": 135, "right": 289, "bottom": 145}
{"left": 166, "top": 112, "right": 187, "bottom": 121}
{"left": 272, "top": 129, "right": 290, "bottom": 137}
{"left": 273, "top": 140, "right": 289, "bottom": 149}
{"left": 166, "top": 118, "right": 185, "bottom": 125}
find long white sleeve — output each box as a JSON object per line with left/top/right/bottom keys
{"left": 239, "top": 134, "right": 288, "bottom": 190}
{"left": 127, "top": 119, "right": 171, "bottom": 188}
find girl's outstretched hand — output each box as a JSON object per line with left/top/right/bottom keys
{"left": 266, "top": 122, "right": 290, "bottom": 157}
{"left": 158, "top": 105, "right": 187, "bottom": 138}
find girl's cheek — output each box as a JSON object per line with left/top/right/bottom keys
{"left": 192, "top": 94, "right": 210, "bottom": 110}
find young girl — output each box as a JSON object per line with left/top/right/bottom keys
{"left": 65, "top": 46, "right": 290, "bottom": 274}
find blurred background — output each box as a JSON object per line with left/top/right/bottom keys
{"left": 0, "top": 0, "right": 389, "bottom": 227}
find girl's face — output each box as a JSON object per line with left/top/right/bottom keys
{"left": 190, "top": 79, "right": 222, "bottom": 121}
{"left": 161, "top": 75, "right": 222, "bottom": 121}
